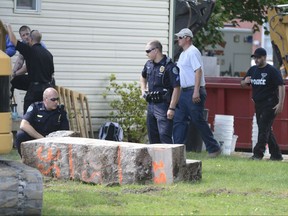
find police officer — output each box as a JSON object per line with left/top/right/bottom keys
{"left": 15, "top": 88, "right": 69, "bottom": 157}
{"left": 6, "top": 24, "right": 54, "bottom": 114}
{"left": 241, "top": 47, "right": 285, "bottom": 161}
{"left": 140, "top": 40, "right": 181, "bottom": 144}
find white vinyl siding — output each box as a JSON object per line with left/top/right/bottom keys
{"left": 0, "top": 0, "right": 172, "bottom": 133}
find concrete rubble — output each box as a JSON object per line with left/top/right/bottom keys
{"left": 21, "top": 136, "right": 202, "bottom": 185}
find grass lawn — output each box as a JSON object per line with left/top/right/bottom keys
{"left": 1, "top": 149, "right": 288, "bottom": 215}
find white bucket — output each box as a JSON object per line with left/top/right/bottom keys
{"left": 214, "top": 119, "right": 234, "bottom": 126}
{"left": 218, "top": 138, "right": 233, "bottom": 155}
{"left": 231, "top": 135, "right": 238, "bottom": 152}
{"left": 214, "top": 127, "right": 234, "bottom": 135}
{"left": 214, "top": 124, "right": 234, "bottom": 132}
{"left": 215, "top": 114, "right": 234, "bottom": 122}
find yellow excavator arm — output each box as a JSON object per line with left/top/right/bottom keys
{"left": 268, "top": 4, "right": 288, "bottom": 77}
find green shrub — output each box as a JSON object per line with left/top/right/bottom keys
{"left": 103, "top": 74, "right": 147, "bottom": 143}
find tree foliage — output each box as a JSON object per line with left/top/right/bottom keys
{"left": 193, "top": 0, "right": 287, "bottom": 51}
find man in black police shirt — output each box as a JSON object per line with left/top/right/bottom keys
{"left": 15, "top": 88, "right": 69, "bottom": 157}
{"left": 241, "top": 47, "right": 285, "bottom": 161}
{"left": 7, "top": 24, "right": 54, "bottom": 114}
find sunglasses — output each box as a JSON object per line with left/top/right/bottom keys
{"left": 178, "top": 36, "right": 187, "bottom": 40}
{"left": 145, "top": 47, "right": 157, "bottom": 54}
{"left": 49, "top": 97, "right": 59, "bottom": 102}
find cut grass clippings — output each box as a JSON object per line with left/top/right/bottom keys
{"left": 1, "top": 149, "right": 288, "bottom": 215}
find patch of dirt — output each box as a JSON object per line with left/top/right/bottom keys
{"left": 122, "top": 186, "right": 165, "bottom": 194}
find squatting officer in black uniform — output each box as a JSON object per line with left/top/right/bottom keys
{"left": 15, "top": 88, "right": 69, "bottom": 157}
{"left": 140, "top": 40, "right": 181, "bottom": 144}
{"left": 241, "top": 47, "right": 285, "bottom": 161}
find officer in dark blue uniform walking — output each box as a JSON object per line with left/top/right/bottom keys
{"left": 15, "top": 88, "right": 69, "bottom": 157}
{"left": 241, "top": 47, "right": 285, "bottom": 161}
{"left": 140, "top": 40, "right": 181, "bottom": 144}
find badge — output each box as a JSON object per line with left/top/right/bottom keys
{"left": 172, "top": 66, "right": 179, "bottom": 75}
{"left": 159, "top": 66, "right": 165, "bottom": 73}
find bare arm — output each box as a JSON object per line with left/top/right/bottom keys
{"left": 13, "top": 65, "right": 27, "bottom": 77}
{"left": 273, "top": 85, "right": 285, "bottom": 115}
{"left": 140, "top": 76, "right": 148, "bottom": 96}
{"left": 241, "top": 76, "right": 251, "bottom": 88}
{"left": 20, "top": 119, "right": 44, "bottom": 139}
{"left": 6, "top": 24, "right": 18, "bottom": 47}
{"left": 167, "top": 86, "right": 180, "bottom": 120}
{"left": 12, "top": 54, "right": 25, "bottom": 74}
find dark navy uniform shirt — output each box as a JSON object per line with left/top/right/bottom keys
{"left": 141, "top": 55, "right": 180, "bottom": 92}
{"left": 244, "top": 64, "right": 284, "bottom": 103}
{"left": 16, "top": 41, "right": 54, "bottom": 83}
{"left": 24, "top": 102, "right": 69, "bottom": 136}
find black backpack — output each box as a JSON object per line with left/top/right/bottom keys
{"left": 98, "top": 122, "right": 123, "bottom": 141}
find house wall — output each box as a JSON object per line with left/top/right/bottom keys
{"left": 0, "top": 0, "right": 173, "bottom": 132}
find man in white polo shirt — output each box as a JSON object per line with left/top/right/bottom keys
{"left": 173, "top": 28, "right": 221, "bottom": 158}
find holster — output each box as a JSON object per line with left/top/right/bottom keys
{"left": 145, "top": 89, "right": 172, "bottom": 103}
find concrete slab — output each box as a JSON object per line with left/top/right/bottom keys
{"left": 21, "top": 137, "right": 202, "bottom": 185}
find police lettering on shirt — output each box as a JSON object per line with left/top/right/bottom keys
{"left": 250, "top": 73, "right": 267, "bottom": 85}
{"left": 244, "top": 64, "right": 284, "bottom": 102}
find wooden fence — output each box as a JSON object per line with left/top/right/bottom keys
{"left": 55, "top": 86, "right": 94, "bottom": 138}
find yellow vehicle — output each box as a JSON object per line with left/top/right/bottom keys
{"left": 0, "top": 20, "right": 43, "bottom": 216}
{"left": 268, "top": 4, "right": 288, "bottom": 77}
{"left": 0, "top": 21, "right": 12, "bottom": 154}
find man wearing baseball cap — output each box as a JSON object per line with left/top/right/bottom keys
{"left": 241, "top": 47, "right": 285, "bottom": 161}
{"left": 173, "top": 28, "right": 221, "bottom": 158}
{"left": 250, "top": 47, "right": 267, "bottom": 58}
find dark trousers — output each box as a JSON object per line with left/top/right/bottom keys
{"left": 254, "top": 99, "right": 282, "bottom": 159}
{"left": 23, "top": 82, "right": 53, "bottom": 114}
{"left": 173, "top": 87, "right": 220, "bottom": 153}
{"left": 15, "top": 130, "right": 34, "bottom": 157}
{"left": 147, "top": 103, "right": 173, "bottom": 144}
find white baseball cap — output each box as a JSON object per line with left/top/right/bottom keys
{"left": 175, "top": 28, "right": 193, "bottom": 38}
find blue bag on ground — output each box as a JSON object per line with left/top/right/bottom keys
{"left": 98, "top": 122, "right": 123, "bottom": 141}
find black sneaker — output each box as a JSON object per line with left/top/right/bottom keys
{"left": 249, "top": 155, "right": 262, "bottom": 160}
{"left": 270, "top": 156, "right": 283, "bottom": 161}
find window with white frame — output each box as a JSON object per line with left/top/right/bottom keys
{"left": 14, "top": 0, "right": 41, "bottom": 13}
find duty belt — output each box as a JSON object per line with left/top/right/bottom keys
{"left": 143, "top": 90, "right": 171, "bottom": 103}
{"left": 31, "top": 82, "right": 51, "bottom": 85}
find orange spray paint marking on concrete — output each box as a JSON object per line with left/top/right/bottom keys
{"left": 154, "top": 172, "right": 167, "bottom": 184}
{"left": 117, "top": 146, "right": 123, "bottom": 185}
{"left": 153, "top": 160, "right": 164, "bottom": 171}
{"left": 82, "top": 169, "right": 102, "bottom": 182}
{"left": 37, "top": 146, "right": 61, "bottom": 162}
{"left": 36, "top": 146, "right": 61, "bottom": 177}
{"left": 37, "top": 163, "right": 61, "bottom": 178}
{"left": 81, "top": 159, "right": 103, "bottom": 183}
{"left": 152, "top": 160, "right": 167, "bottom": 184}
{"left": 68, "top": 144, "right": 74, "bottom": 179}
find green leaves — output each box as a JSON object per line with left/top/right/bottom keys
{"left": 193, "top": 0, "right": 287, "bottom": 51}
{"left": 103, "top": 74, "right": 147, "bottom": 143}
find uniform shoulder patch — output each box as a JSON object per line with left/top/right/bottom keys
{"left": 26, "top": 105, "right": 34, "bottom": 113}
{"left": 172, "top": 66, "right": 179, "bottom": 75}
